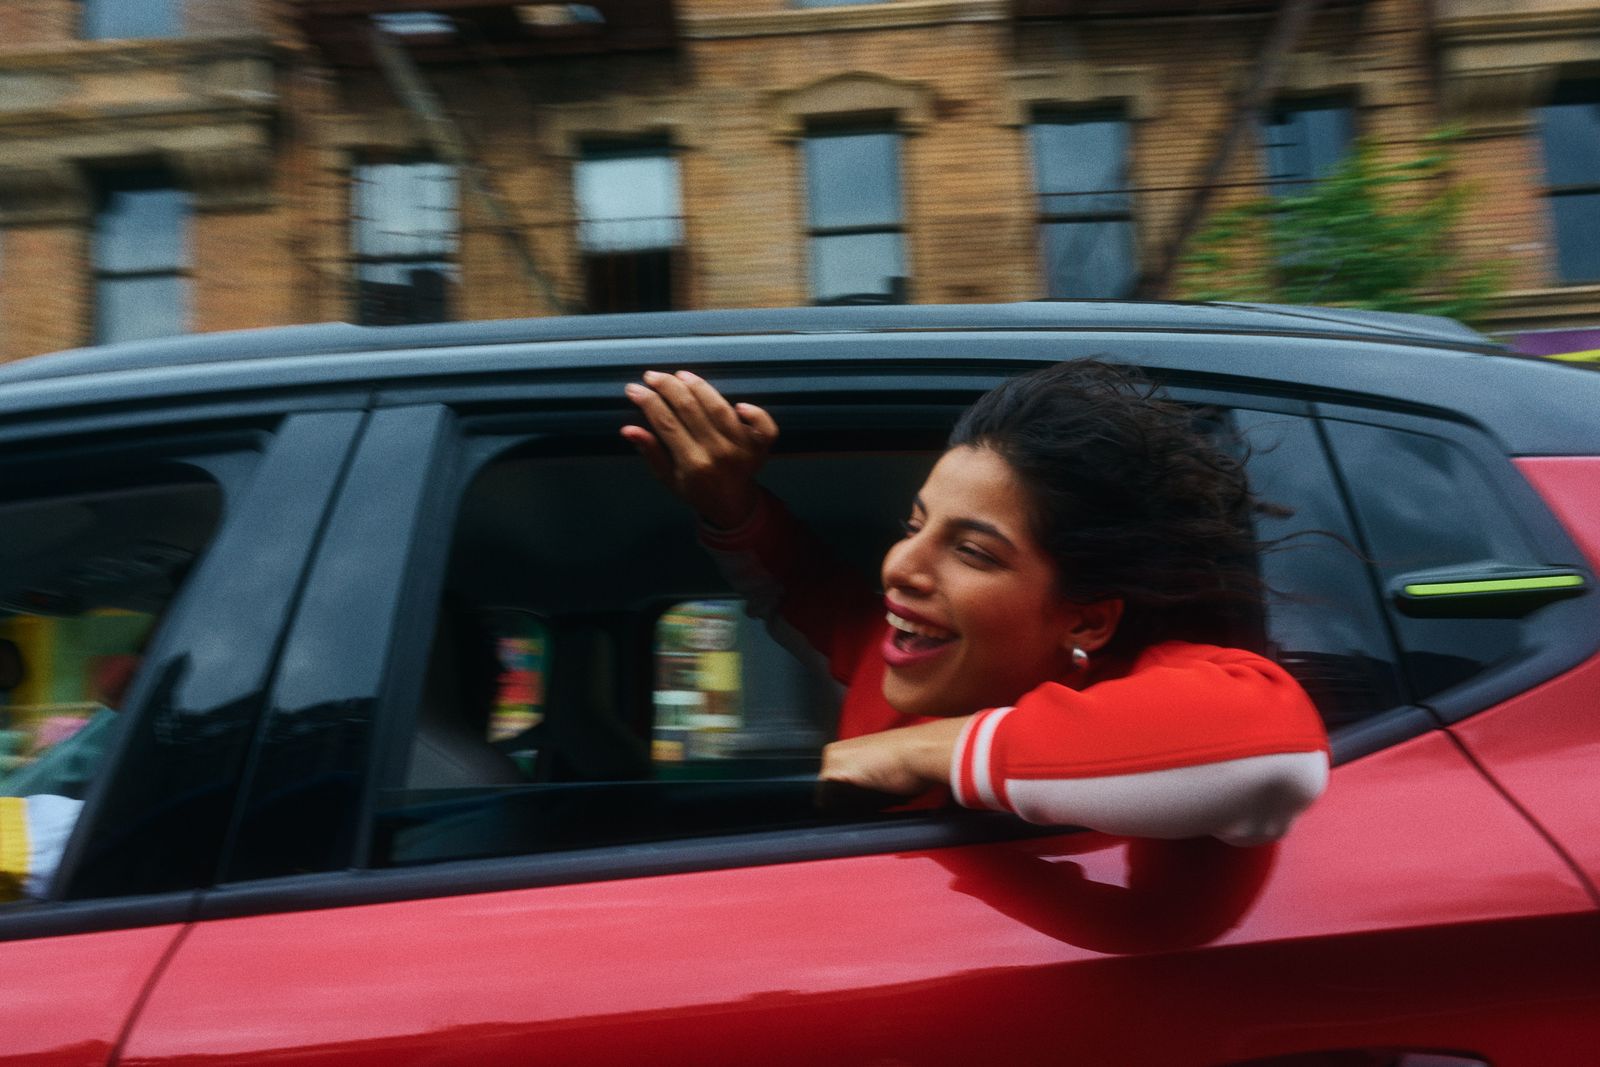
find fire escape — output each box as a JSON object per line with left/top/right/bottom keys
{"left": 296, "top": 1, "right": 681, "bottom": 317}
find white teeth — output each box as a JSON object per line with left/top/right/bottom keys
{"left": 885, "top": 611, "right": 955, "bottom": 641}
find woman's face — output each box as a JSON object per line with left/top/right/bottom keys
{"left": 879, "top": 445, "right": 1113, "bottom": 717}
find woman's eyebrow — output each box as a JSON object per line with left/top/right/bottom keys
{"left": 914, "top": 496, "right": 1015, "bottom": 547}
{"left": 950, "top": 517, "right": 1015, "bottom": 548}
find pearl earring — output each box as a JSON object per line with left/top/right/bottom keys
{"left": 1071, "top": 646, "right": 1091, "bottom": 672}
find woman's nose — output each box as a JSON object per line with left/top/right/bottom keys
{"left": 882, "top": 531, "right": 934, "bottom": 594}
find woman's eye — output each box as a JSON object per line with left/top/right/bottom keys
{"left": 899, "top": 518, "right": 922, "bottom": 537}
{"left": 956, "top": 543, "right": 998, "bottom": 567}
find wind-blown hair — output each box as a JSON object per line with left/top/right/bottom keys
{"left": 948, "top": 360, "right": 1264, "bottom": 657}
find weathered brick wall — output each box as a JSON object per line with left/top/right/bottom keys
{"left": 0, "top": 0, "right": 77, "bottom": 46}
{"left": 0, "top": 225, "right": 87, "bottom": 358}
{"left": 1454, "top": 129, "right": 1555, "bottom": 292}
{"left": 0, "top": 0, "right": 1587, "bottom": 362}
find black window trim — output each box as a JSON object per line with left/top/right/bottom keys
{"left": 1313, "top": 401, "right": 1600, "bottom": 724}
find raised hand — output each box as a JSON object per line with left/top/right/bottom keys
{"left": 622, "top": 370, "right": 779, "bottom": 530}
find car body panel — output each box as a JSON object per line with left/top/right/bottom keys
{"left": 119, "top": 729, "right": 1595, "bottom": 1067}
{"left": 1447, "top": 457, "right": 1600, "bottom": 894}
{"left": 4, "top": 305, "right": 1600, "bottom": 1065}
{"left": 0, "top": 923, "right": 182, "bottom": 1067}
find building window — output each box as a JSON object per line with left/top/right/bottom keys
{"left": 575, "top": 142, "right": 683, "bottom": 313}
{"left": 1537, "top": 83, "right": 1600, "bottom": 285}
{"left": 351, "top": 160, "right": 458, "bottom": 327}
{"left": 1029, "top": 111, "right": 1137, "bottom": 299}
{"left": 82, "top": 0, "right": 179, "bottom": 39}
{"left": 1260, "top": 98, "right": 1354, "bottom": 195}
{"left": 803, "top": 128, "right": 908, "bottom": 305}
{"left": 92, "top": 171, "right": 189, "bottom": 346}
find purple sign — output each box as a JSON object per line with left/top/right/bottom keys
{"left": 1510, "top": 328, "right": 1600, "bottom": 358}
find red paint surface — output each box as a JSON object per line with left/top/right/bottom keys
{"left": 1515, "top": 456, "right": 1600, "bottom": 574}
{"left": 120, "top": 730, "right": 1597, "bottom": 1067}
{"left": 0, "top": 923, "right": 182, "bottom": 1067}
{"left": 1451, "top": 457, "right": 1600, "bottom": 893}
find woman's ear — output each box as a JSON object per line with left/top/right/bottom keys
{"left": 1063, "top": 598, "right": 1124, "bottom": 654}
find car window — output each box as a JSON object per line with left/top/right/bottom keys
{"left": 651, "top": 598, "right": 835, "bottom": 776}
{"left": 364, "top": 445, "right": 921, "bottom": 870}
{"left": 1230, "top": 410, "right": 1408, "bottom": 728}
{"left": 0, "top": 479, "right": 223, "bottom": 902}
{"left": 1323, "top": 419, "right": 1544, "bottom": 700}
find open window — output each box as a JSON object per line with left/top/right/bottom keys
{"left": 357, "top": 390, "right": 1413, "bottom": 874}
{"left": 367, "top": 441, "right": 936, "bottom": 869}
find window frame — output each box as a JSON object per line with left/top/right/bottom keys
{"left": 90, "top": 169, "right": 191, "bottom": 347}
{"left": 1027, "top": 108, "right": 1138, "bottom": 299}
{"left": 186, "top": 368, "right": 1469, "bottom": 921}
{"left": 1313, "top": 400, "right": 1600, "bottom": 725}
{"left": 1536, "top": 81, "right": 1600, "bottom": 285}
{"left": 80, "top": 0, "right": 179, "bottom": 40}
{"left": 574, "top": 139, "right": 686, "bottom": 314}
{"left": 802, "top": 124, "right": 910, "bottom": 306}
{"left": 0, "top": 409, "right": 366, "bottom": 941}
{"left": 348, "top": 156, "right": 460, "bottom": 327}
{"left": 1258, "top": 95, "right": 1356, "bottom": 196}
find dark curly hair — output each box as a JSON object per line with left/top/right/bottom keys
{"left": 948, "top": 360, "right": 1264, "bottom": 658}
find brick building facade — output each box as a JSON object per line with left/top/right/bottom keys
{"left": 0, "top": 0, "right": 1596, "bottom": 362}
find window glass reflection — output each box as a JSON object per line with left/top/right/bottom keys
{"left": 1548, "top": 194, "right": 1600, "bottom": 283}
{"left": 576, "top": 153, "right": 683, "bottom": 252}
{"left": 1538, "top": 98, "right": 1600, "bottom": 187}
{"left": 1538, "top": 88, "right": 1600, "bottom": 285}
{"left": 1031, "top": 119, "right": 1128, "bottom": 200}
{"left": 1325, "top": 420, "right": 1536, "bottom": 699}
{"left": 351, "top": 161, "right": 459, "bottom": 325}
{"left": 96, "top": 276, "right": 187, "bottom": 346}
{"left": 805, "top": 133, "right": 901, "bottom": 230}
{"left": 92, "top": 174, "right": 188, "bottom": 345}
{"left": 811, "top": 233, "right": 906, "bottom": 304}
{"left": 575, "top": 144, "right": 683, "bottom": 312}
{"left": 1029, "top": 112, "right": 1136, "bottom": 298}
{"left": 804, "top": 129, "right": 906, "bottom": 304}
{"left": 1040, "top": 220, "right": 1136, "bottom": 300}
{"left": 95, "top": 187, "right": 187, "bottom": 274}
{"left": 352, "top": 163, "right": 458, "bottom": 259}
{"left": 1261, "top": 100, "right": 1353, "bottom": 193}
{"left": 1230, "top": 410, "right": 1407, "bottom": 725}
{"left": 82, "top": 0, "right": 178, "bottom": 39}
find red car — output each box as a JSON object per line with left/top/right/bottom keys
{"left": 2, "top": 303, "right": 1597, "bottom": 1066}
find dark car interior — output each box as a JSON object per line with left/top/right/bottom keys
{"left": 370, "top": 402, "right": 1406, "bottom": 869}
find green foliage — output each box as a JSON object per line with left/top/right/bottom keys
{"left": 1179, "top": 130, "right": 1502, "bottom": 324}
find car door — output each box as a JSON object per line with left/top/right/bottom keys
{"left": 118, "top": 361, "right": 1600, "bottom": 1067}
{"left": 0, "top": 401, "right": 364, "bottom": 1067}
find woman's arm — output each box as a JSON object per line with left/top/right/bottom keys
{"left": 822, "top": 643, "right": 1329, "bottom": 846}
{"left": 624, "top": 371, "right": 883, "bottom": 682}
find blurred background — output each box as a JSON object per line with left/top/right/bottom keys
{"left": 0, "top": 0, "right": 1597, "bottom": 362}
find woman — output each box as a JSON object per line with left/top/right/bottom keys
{"left": 623, "top": 361, "right": 1329, "bottom": 846}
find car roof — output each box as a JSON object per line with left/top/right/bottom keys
{"left": 0, "top": 301, "right": 1494, "bottom": 387}
{"left": 2, "top": 301, "right": 1597, "bottom": 455}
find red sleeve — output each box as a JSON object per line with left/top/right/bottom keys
{"left": 699, "top": 490, "right": 884, "bottom": 685}
{"left": 949, "top": 642, "right": 1330, "bottom": 845}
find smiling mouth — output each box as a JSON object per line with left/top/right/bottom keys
{"left": 885, "top": 610, "right": 958, "bottom": 655}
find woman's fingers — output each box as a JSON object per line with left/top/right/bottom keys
{"left": 643, "top": 370, "right": 722, "bottom": 445}
{"left": 677, "top": 370, "right": 748, "bottom": 442}
{"left": 735, "top": 402, "right": 779, "bottom": 444}
{"left": 625, "top": 380, "right": 709, "bottom": 469}
{"left": 620, "top": 424, "right": 673, "bottom": 483}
